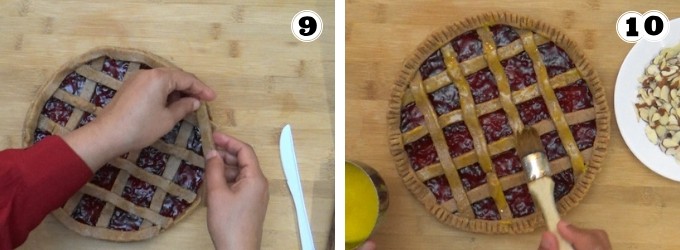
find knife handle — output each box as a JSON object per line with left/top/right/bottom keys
{"left": 289, "top": 180, "right": 316, "bottom": 250}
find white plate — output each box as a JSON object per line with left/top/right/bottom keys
{"left": 614, "top": 18, "right": 680, "bottom": 182}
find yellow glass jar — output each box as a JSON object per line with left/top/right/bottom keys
{"left": 345, "top": 161, "right": 388, "bottom": 250}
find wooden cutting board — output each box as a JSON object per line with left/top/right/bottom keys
{"left": 347, "top": 1, "right": 680, "bottom": 249}
{"left": 0, "top": 1, "right": 334, "bottom": 249}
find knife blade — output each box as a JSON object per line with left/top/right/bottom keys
{"left": 279, "top": 124, "right": 315, "bottom": 250}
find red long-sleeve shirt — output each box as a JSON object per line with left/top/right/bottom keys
{"left": 0, "top": 136, "right": 92, "bottom": 249}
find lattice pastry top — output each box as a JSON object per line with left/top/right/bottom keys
{"left": 388, "top": 12, "right": 610, "bottom": 233}
{"left": 22, "top": 47, "right": 215, "bottom": 241}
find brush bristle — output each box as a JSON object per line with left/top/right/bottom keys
{"left": 515, "top": 127, "right": 545, "bottom": 158}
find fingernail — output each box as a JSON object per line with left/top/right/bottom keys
{"left": 193, "top": 99, "right": 200, "bottom": 111}
{"left": 205, "top": 150, "right": 219, "bottom": 160}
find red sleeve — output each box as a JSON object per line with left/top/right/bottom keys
{"left": 0, "top": 136, "right": 92, "bottom": 249}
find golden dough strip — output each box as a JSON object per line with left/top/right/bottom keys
{"left": 518, "top": 30, "right": 586, "bottom": 175}
{"left": 441, "top": 44, "right": 511, "bottom": 219}
{"left": 477, "top": 26, "right": 524, "bottom": 133}
{"left": 409, "top": 71, "right": 473, "bottom": 217}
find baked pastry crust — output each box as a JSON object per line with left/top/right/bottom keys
{"left": 22, "top": 47, "right": 215, "bottom": 241}
{"left": 387, "top": 12, "right": 610, "bottom": 233}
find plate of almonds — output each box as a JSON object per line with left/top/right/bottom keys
{"left": 615, "top": 18, "right": 680, "bottom": 181}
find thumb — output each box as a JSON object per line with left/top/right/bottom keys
{"left": 538, "top": 231, "right": 558, "bottom": 250}
{"left": 557, "top": 221, "right": 593, "bottom": 249}
{"left": 205, "top": 150, "right": 230, "bottom": 193}
{"left": 167, "top": 97, "right": 200, "bottom": 121}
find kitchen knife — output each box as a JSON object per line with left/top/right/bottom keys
{"left": 280, "top": 124, "right": 315, "bottom": 250}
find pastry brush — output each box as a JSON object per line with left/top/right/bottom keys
{"left": 516, "top": 127, "right": 573, "bottom": 250}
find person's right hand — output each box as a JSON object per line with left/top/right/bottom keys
{"left": 538, "top": 220, "right": 611, "bottom": 250}
{"left": 356, "top": 240, "right": 376, "bottom": 250}
{"left": 205, "top": 132, "right": 269, "bottom": 250}
{"left": 63, "top": 68, "right": 215, "bottom": 171}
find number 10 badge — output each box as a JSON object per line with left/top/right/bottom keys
{"left": 616, "top": 10, "right": 669, "bottom": 43}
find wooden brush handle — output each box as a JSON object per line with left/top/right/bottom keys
{"left": 528, "top": 177, "right": 573, "bottom": 250}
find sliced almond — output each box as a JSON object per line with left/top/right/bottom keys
{"left": 660, "top": 114, "right": 670, "bottom": 126}
{"left": 662, "top": 85, "right": 671, "bottom": 101}
{"left": 672, "top": 131, "right": 680, "bottom": 142}
{"left": 648, "top": 64, "right": 661, "bottom": 75}
{"left": 639, "top": 108, "right": 649, "bottom": 121}
{"left": 654, "top": 86, "right": 662, "bottom": 98}
{"left": 663, "top": 138, "right": 679, "bottom": 148}
{"left": 647, "top": 126, "right": 659, "bottom": 144}
{"left": 667, "top": 125, "right": 680, "bottom": 131}
{"left": 656, "top": 125, "right": 668, "bottom": 138}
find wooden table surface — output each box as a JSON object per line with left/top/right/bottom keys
{"left": 0, "top": 0, "right": 334, "bottom": 249}
{"left": 347, "top": 1, "right": 680, "bottom": 249}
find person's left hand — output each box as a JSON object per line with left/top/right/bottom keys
{"left": 205, "top": 132, "right": 269, "bottom": 250}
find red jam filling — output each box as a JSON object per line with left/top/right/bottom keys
{"left": 443, "top": 121, "right": 475, "bottom": 158}
{"left": 136, "top": 147, "right": 169, "bottom": 175}
{"left": 428, "top": 84, "right": 461, "bottom": 116}
{"left": 102, "top": 57, "right": 130, "bottom": 81}
{"left": 571, "top": 120, "right": 597, "bottom": 150}
{"left": 490, "top": 24, "right": 520, "bottom": 47}
{"left": 159, "top": 194, "right": 191, "bottom": 219}
{"left": 491, "top": 149, "right": 522, "bottom": 178}
{"left": 187, "top": 126, "right": 203, "bottom": 155}
{"left": 77, "top": 112, "right": 96, "bottom": 128}
{"left": 537, "top": 42, "right": 574, "bottom": 78}
{"left": 122, "top": 176, "right": 156, "bottom": 208}
{"left": 502, "top": 51, "right": 537, "bottom": 91}
{"left": 173, "top": 161, "right": 204, "bottom": 193}
{"left": 466, "top": 68, "right": 499, "bottom": 104}
{"left": 90, "top": 164, "right": 120, "bottom": 191}
{"left": 162, "top": 123, "right": 182, "bottom": 144}
{"left": 405, "top": 135, "right": 439, "bottom": 171}
{"left": 424, "top": 175, "right": 453, "bottom": 204}
{"left": 41, "top": 97, "right": 74, "bottom": 126}
{"left": 479, "top": 110, "right": 513, "bottom": 143}
{"left": 48, "top": 58, "right": 206, "bottom": 230}
{"left": 457, "top": 163, "right": 486, "bottom": 191}
{"left": 33, "top": 129, "right": 51, "bottom": 143}
{"left": 71, "top": 194, "right": 106, "bottom": 226}
{"left": 400, "top": 102, "right": 425, "bottom": 133}
{"left": 90, "top": 83, "right": 116, "bottom": 108}
{"left": 404, "top": 28, "right": 592, "bottom": 221}
{"left": 504, "top": 184, "right": 534, "bottom": 217}
{"left": 452, "top": 30, "right": 482, "bottom": 62}
{"left": 552, "top": 169, "right": 574, "bottom": 200}
{"left": 540, "top": 131, "right": 567, "bottom": 161}
{"left": 471, "top": 197, "right": 500, "bottom": 220}
{"left": 555, "top": 79, "right": 594, "bottom": 113}
{"left": 419, "top": 50, "right": 446, "bottom": 79}
{"left": 516, "top": 97, "right": 551, "bottom": 126}
{"left": 109, "top": 207, "right": 143, "bottom": 231}
{"left": 59, "top": 72, "right": 86, "bottom": 96}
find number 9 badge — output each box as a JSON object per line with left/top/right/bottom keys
{"left": 291, "top": 10, "right": 323, "bottom": 42}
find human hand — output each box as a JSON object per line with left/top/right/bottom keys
{"left": 96, "top": 68, "right": 216, "bottom": 151}
{"left": 205, "top": 132, "right": 269, "bottom": 250}
{"left": 538, "top": 220, "right": 611, "bottom": 250}
{"left": 356, "top": 240, "right": 376, "bottom": 250}
{"left": 63, "top": 68, "right": 215, "bottom": 170}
